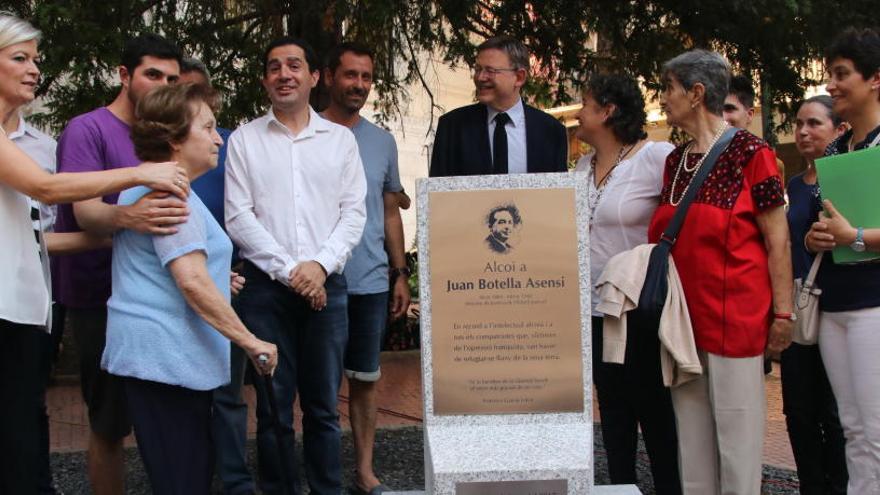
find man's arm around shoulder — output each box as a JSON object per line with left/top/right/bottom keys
{"left": 59, "top": 117, "right": 189, "bottom": 236}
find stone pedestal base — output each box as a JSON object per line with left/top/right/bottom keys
{"left": 424, "top": 422, "right": 593, "bottom": 494}
{"left": 388, "top": 485, "right": 641, "bottom": 495}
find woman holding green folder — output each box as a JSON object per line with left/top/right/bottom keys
{"left": 805, "top": 27, "right": 880, "bottom": 494}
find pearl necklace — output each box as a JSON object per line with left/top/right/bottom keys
{"left": 669, "top": 123, "right": 729, "bottom": 206}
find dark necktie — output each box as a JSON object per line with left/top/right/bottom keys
{"left": 493, "top": 112, "right": 510, "bottom": 174}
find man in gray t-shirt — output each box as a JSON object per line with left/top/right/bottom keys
{"left": 321, "top": 42, "right": 410, "bottom": 494}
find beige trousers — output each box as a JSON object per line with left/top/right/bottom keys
{"left": 671, "top": 352, "right": 765, "bottom": 495}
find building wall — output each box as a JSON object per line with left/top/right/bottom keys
{"left": 362, "top": 57, "right": 476, "bottom": 249}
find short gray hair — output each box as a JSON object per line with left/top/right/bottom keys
{"left": 477, "top": 36, "right": 530, "bottom": 71}
{"left": 180, "top": 56, "right": 210, "bottom": 80}
{"left": 662, "top": 49, "right": 731, "bottom": 115}
{"left": 0, "top": 12, "right": 41, "bottom": 51}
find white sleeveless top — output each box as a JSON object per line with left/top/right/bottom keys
{"left": 0, "top": 127, "right": 50, "bottom": 326}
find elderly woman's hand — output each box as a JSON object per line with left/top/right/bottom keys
{"left": 766, "top": 318, "right": 794, "bottom": 355}
{"left": 230, "top": 271, "right": 246, "bottom": 297}
{"left": 137, "top": 161, "right": 190, "bottom": 199}
{"left": 244, "top": 338, "right": 278, "bottom": 376}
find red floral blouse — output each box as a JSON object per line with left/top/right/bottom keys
{"left": 648, "top": 130, "right": 785, "bottom": 357}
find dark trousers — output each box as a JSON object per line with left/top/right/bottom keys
{"left": 0, "top": 319, "right": 47, "bottom": 494}
{"left": 592, "top": 316, "right": 682, "bottom": 495}
{"left": 781, "top": 343, "right": 848, "bottom": 494}
{"left": 124, "top": 377, "right": 214, "bottom": 495}
{"left": 38, "top": 326, "right": 55, "bottom": 494}
{"left": 37, "top": 302, "right": 66, "bottom": 495}
{"left": 236, "top": 262, "right": 348, "bottom": 495}
{"left": 212, "top": 336, "right": 254, "bottom": 495}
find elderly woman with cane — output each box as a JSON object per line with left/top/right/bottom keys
{"left": 649, "top": 49, "right": 793, "bottom": 493}
{"left": 101, "top": 83, "right": 278, "bottom": 494}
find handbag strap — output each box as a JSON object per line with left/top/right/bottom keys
{"left": 660, "top": 126, "right": 739, "bottom": 246}
{"left": 802, "top": 253, "right": 823, "bottom": 288}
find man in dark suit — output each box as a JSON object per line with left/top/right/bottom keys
{"left": 429, "top": 36, "right": 568, "bottom": 177}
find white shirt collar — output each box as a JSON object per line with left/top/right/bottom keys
{"left": 265, "top": 106, "right": 330, "bottom": 139}
{"left": 486, "top": 98, "right": 525, "bottom": 127}
{"left": 6, "top": 115, "right": 37, "bottom": 140}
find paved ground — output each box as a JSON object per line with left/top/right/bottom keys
{"left": 50, "top": 426, "right": 802, "bottom": 494}
{"left": 47, "top": 350, "right": 795, "bottom": 469}
{"left": 46, "top": 350, "right": 800, "bottom": 493}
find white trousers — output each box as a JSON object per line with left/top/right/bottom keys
{"left": 819, "top": 306, "right": 880, "bottom": 494}
{"left": 671, "top": 352, "right": 765, "bottom": 495}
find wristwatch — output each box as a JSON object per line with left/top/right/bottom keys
{"left": 389, "top": 266, "right": 412, "bottom": 278}
{"left": 851, "top": 227, "right": 867, "bottom": 252}
{"left": 774, "top": 312, "right": 797, "bottom": 322}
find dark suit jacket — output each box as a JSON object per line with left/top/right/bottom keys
{"left": 429, "top": 102, "right": 568, "bottom": 177}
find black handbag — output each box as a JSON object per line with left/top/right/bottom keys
{"left": 633, "top": 127, "right": 738, "bottom": 321}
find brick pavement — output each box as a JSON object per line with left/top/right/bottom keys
{"left": 46, "top": 350, "right": 795, "bottom": 470}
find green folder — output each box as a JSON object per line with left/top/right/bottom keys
{"left": 815, "top": 145, "right": 880, "bottom": 264}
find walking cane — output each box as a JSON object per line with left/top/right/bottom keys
{"left": 258, "top": 354, "right": 294, "bottom": 495}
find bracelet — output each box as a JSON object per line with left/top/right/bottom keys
{"left": 774, "top": 312, "right": 796, "bottom": 321}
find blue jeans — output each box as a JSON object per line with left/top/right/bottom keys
{"left": 236, "top": 262, "right": 348, "bottom": 495}
{"left": 212, "top": 335, "right": 253, "bottom": 495}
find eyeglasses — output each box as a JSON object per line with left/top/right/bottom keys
{"left": 471, "top": 65, "right": 519, "bottom": 77}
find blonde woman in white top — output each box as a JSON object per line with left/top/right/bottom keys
{"left": 575, "top": 73, "right": 680, "bottom": 494}
{"left": 0, "top": 13, "right": 186, "bottom": 492}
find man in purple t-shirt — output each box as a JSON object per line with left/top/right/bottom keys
{"left": 54, "top": 34, "right": 185, "bottom": 494}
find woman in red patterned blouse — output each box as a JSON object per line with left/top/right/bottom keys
{"left": 649, "top": 49, "right": 794, "bottom": 494}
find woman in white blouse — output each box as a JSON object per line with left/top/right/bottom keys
{"left": 575, "top": 73, "right": 680, "bottom": 494}
{"left": 0, "top": 13, "right": 186, "bottom": 492}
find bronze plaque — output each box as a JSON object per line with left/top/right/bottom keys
{"left": 429, "top": 189, "right": 584, "bottom": 415}
{"left": 456, "top": 479, "right": 568, "bottom": 495}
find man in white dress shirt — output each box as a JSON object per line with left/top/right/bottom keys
{"left": 224, "top": 36, "right": 366, "bottom": 495}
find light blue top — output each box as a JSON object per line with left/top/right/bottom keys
{"left": 341, "top": 117, "right": 403, "bottom": 294}
{"left": 103, "top": 186, "right": 233, "bottom": 391}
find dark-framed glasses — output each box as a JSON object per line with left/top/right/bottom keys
{"left": 471, "top": 65, "right": 518, "bottom": 77}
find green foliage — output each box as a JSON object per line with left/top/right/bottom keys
{"left": 405, "top": 249, "right": 418, "bottom": 299}
{"left": 7, "top": 0, "right": 880, "bottom": 135}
